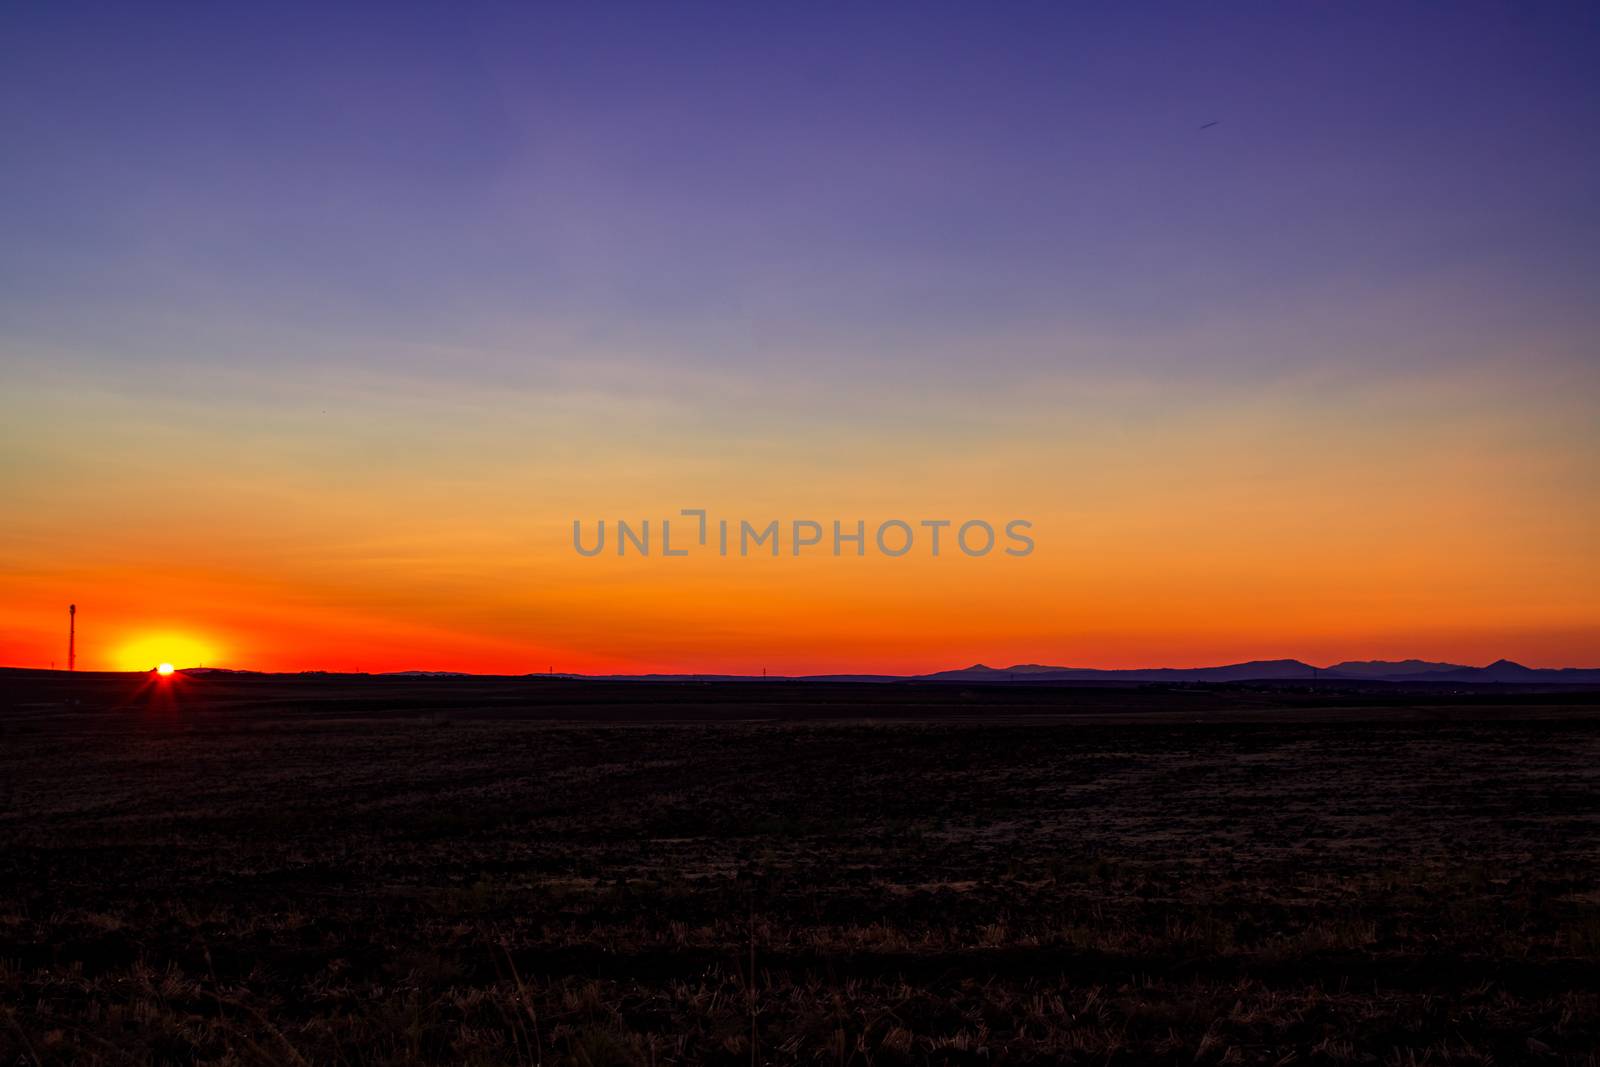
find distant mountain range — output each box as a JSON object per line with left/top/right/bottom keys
{"left": 912, "top": 658, "right": 1600, "bottom": 685}
{"left": 163, "top": 658, "right": 1600, "bottom": 685}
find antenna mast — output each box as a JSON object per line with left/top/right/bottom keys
{"left": 68, "top": 604, "right": 77, "bottom": 672}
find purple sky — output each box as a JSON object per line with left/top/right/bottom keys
{"left": 4, "top": 3, "right": 1596, "bottom": 388}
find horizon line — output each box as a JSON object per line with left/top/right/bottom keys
{"left": 8, "top": 655, "right": 1600, "bottom": 679}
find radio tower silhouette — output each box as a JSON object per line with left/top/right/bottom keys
{"left": 68, "top": 604, "right": 76, "bottom": 672}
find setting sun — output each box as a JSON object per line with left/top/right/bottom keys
{"left": 156, "top": 663, "right": 175, "bottom": 676}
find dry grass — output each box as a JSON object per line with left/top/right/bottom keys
{"left": 1, "top": 685, "right": 1597, "bottom": 1064}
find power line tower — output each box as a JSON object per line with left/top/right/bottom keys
{"left": 68, "top": 604, "right": 77, "bottom": 672}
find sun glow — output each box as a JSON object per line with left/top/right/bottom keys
{"left": 113, "top": 632, "right": 220, "bottom": 673}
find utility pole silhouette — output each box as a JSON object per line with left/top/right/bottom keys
{"left": 68, "top": 604, "right": 76, "bottom": 672}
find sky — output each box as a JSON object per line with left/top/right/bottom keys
{"left": 2, "top": 2, "right": 1597, "bottom": 674}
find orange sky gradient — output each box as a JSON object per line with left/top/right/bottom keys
{"left": 3, "top": 359, "right": 1595, "bottom": 675}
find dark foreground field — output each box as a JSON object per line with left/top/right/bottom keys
{"left": 2, "top": 673, "right": 1598, "bottom": 1065}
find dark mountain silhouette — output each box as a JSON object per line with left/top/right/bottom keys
{"left": 1439, "top": 658, "right": 1541, "bottom": 681}
{"left": 1325, "top": 659, "right": 1463, "bottom": 678}
{"left": 915, "top": 659, "right": 1600, "bottom": 685}
{"left": 921, "top": 659, "right": 1320, "bottom": 683}
{"left": 1384, "top": 659, "right": 1600, "bottom": 684}
{"left": 406, "top": 659, "right": 1600, "bottom": 685}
